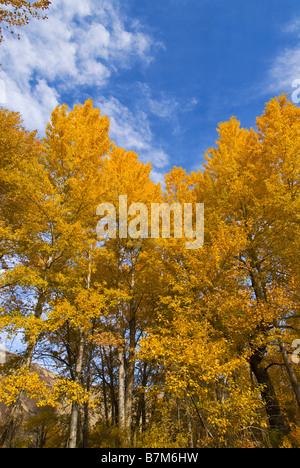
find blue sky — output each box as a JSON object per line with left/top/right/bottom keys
{"left": 1, "top": 0, "right": 300, "bottom": 183}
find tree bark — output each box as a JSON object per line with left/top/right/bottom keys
{"left": 118, "top": 346, "right": 126, "bottom": 428}
{"left": 67, "top": 255, "right": 91, "bottom": 448}
{"left": 81, "top": 340, "right": 93, "bottom": 448}
{"left": 247, "top": 246, "right": 289, "bottom": 439}
{"left": 135, "top": 363, "right": 148, "bottom": 433}
{"left": 99, "top": 346, "right": 110, "bottom": 427}
{"left": 67, "top": 329, "right": 85, "bottom": 448}
{"left": 186, "top": 398, "right": 194, "bottom": 448}
{"left": 278, "top": 339, "right": 300, "bottom": 410}
{"left": 117, "top": 253, "right": 126, "bottom": 429}
{"left": 0, "top": 291, "right": 46, "bottom": 448}
{"left": 250, "top": 346, "right": 289, "bottom": 435}
{"left": 125, "top": 265, "right": 136, "bottom": 432}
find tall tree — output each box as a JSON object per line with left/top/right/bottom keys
{"left": 95, "top": 145, "right": 162, "bottom": 438}
{"left": 0, "top": 99, "right": 111, "bottom": 447}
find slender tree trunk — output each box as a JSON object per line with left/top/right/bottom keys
{"left": 118, "top": 345, "right": 126, "bottom": 429}
{"left": 186, "top": 399, "right": 194, "bottom": 449}
{"left": 1, "top": 254, "right": 55, "bottom": 446}
{"left": 67, "top": 255, "right": 91, "bottom": 448}
{"left": 247, "top": 248, "right": 289, "bottom": 440}
{"left": 135, "top": 363, "right": 148, "bottom": 434}
{"left": 190, "top": 394, "right": 216, "bottom": 445}
{"left": 108, "top": 347, "right": 118, "bottom": 425}
{"left": 0, "top": 291, "right": 46, "bottom": 448}
{"left": 99, "top": 346, "right": 110, "bottom": 427}
{"left": 82, "top": 341, "right": 93, "bottom": 448}
{"left": 278, "top": 339, "right": 300, "bottom": 410}
{"left": 125, "top": 266, "right": 136, "bottom": 432}
{"left": 117, "top": 253, "right": 126, "bottom": 429}
{"left": 67, "top": 329, "right": 85, "bottom": 449}
{"left": 250, "top": 346, "right": 289, "bottom": 436}
{"left": 177, "top": 401, "right": 183, "bottom": 448}
{"left": 271, "top": 319, "right": 300, "bottom": 410}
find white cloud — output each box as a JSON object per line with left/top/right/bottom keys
{"left": 150, "top": 170, "right": 165, "bottom": 186}
{"left": 267, "top": 47, "right": 300, "bottom": 93}
{"left": 79, "top": 24, "right": 112, "bottom": 61}
{"left": 282, "top": 17, "right": 300, "bottom": 35}
{"left": 97, "top": 95, "right": 170, "bottom": 173}
{"left": 0, "top": 0, "right": 169, "bottom": 183}
{"left": 59, "top": 0, "right": 93, "bottom": 18}
{"left": 98, "top": 96, "right": 152, "bottom": 150}
{"left": 148, "top": 149, "right": 170, "bottom": 168}
{"left": 0, "top": 0, "right": 155, "bottom": 133}
{"left": 1, "top": 71, "right": 59, "bottom": 131}
{"left": 148, "top": 96, "right": 178, "bottom": 118}
{"left": 266, "top": 17, "right": 300, "bottom": 94}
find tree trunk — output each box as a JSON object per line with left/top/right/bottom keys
{"left": 117, "top": 253, "right": 126, "bottom": 429}
{"left": 279, "top": 339, "right": 300, "bottom": 410}
{"left": 117, "top": 304, "right": 125, "bottom": 429}
{"left": 108, "top": 348, "right": 118, "bottom": 425}
{"left": 67, "top": 255, "right": 91, "bottom": 448}
{"left": 135, "top": 363, "right": 148, "bottom": 434}
{"left": 0, "top": 291, "right": 46, "bottom": 448}
{"left": 67, "top": 329, "right": 85, "bottom": 448}
{"left": 125, "top": 266, "right": 136, "bottom": 432}
{"left": 186, "top": 399, "right": 194, "bottom": 448}
{"left": 247, "top": 247, "right": 289, "bottom": 440}
{"left": 250, "top": 346, "right": 289, "bottom": 436}
{"left": 118, "top": 340, "right": 126, "bottom": 428}
{"left": 99, "top": 346, "right": 110, "bottom": 427}
{"left": 81, "top": 341, "right": 93, "bottom": 448}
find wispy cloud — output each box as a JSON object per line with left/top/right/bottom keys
{"left": 266, "top": 17, "right": 300, "bottom": 95}
{"left": 267, "top": 47, "right": 300, "bottom": 93}
{"left": 97, "top": 95, "right": 170, "bottom": 173}
{"left": 0, "top": 0, "right": 156, "bottom": 132}
{"left": 0, "top": 0, "right": 171, "bottom": 182}
{"left": 282, "top": 17, "right": 300, "bottom": 35}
